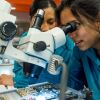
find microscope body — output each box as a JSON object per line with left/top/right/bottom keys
{"left": 0, "top": 0, "right": 16, "bottom": 77}
{"left": 18, "top": 27, "right": 66, "bottom": 63}
{"left": 0, "top": 0, "right": 16, "bottom": 47}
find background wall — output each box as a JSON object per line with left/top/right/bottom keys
{"left": 6, "top": 0, "right": 61, "bottom": 12}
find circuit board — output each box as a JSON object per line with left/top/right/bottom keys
{"left": 0, "top": 82, "right": 92, "bottom": 100}
{"left": 17, "top": 82, "right": 78, "bottom": 100}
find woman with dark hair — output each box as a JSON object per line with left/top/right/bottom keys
{"left": 29, "top": 0, "right": 57, "bottom": 31}
{"left": 57, "top": 0, "right": 100, "bottom": 99}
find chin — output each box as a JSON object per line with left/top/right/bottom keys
{"left": 78, "top": 46, "right": 89, "bottom": 51}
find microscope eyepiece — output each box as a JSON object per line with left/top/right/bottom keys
{"left": 32, "top": 9, "right": 44, "bottom": 29}
{"left": 61, "top": 22, "right": 77, "bottom": 34}
{"left": 0, "top": 21, "right": 17, "bottom": 41}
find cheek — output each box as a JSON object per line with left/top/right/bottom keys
{"left": 84, "top": 27, "right": 99, "bottom": 42}
{"left": 85, "top": 36, "right": 97, "bottom": 49}
{"left": 83, "top": 30, "right": 99, "bottom": 48}
{"left": 89, "top": 32, "right": 100, "bottom": 43}
{"left": 75, "top": 27, "right": 88, "bottom": 39}
{"left": 69, "top": 28, "right": 86, "bottom": 40}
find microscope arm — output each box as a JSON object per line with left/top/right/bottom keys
{"left": 4, "top": 40, "right": 47, "bottom": 68}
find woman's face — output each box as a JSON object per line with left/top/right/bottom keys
{"left": 30, "top": 7, "right": 57, "bottom": 31}
{"left": 60, "top": 7, "right": 100, "bottom": 51}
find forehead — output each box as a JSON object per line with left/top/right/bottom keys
{"left": 60, "top": 7, "right": 77, "bottom": 25}
{"left": 43, "top": 7, "right": 56, "bottom": 19}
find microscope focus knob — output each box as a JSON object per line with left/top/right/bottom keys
{"left": 33, "top": 41, "right": 46, "bottom": 52}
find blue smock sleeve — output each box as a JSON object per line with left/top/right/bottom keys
{"left": 55, "top": 35, "right": 74, "bottom": 65}
{"left": 67, "top": 47, "right": 87, "bottom": 90}
{"left": 13, "top": 61, "right": 29, "bottom": 88}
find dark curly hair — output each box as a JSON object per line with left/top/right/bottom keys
{"left": 29, "top": 0, "right": 57, "bottom": 18}
{"left": 57, "top": 0, "right": 100, "bottom": 23}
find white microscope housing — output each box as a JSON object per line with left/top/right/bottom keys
{"left": 18, "top": 27, "right": 66, "bottom": 68}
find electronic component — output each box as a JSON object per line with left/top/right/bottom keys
{"left": 0, "top": 82, "right": 92, "bottom": 100}
{"left": 17, "top": 82, "right": 78, "bottom": 100}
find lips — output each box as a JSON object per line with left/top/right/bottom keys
{"left": 74, "top": 40, "right": 83, "bottom": 46}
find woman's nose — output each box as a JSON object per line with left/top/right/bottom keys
{"left": 69, "top": 31, "right": 77, "bottom": 39}
{"left": 41, "top": 23, "right": 49, "bottom": 32}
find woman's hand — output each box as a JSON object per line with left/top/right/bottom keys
{"left": 0, "top": 74, "right": 13, "bottom": 86}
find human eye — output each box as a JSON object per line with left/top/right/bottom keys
{"left": 75, "top": 21, "right": 81, "bottom": 30}
{"left": 47, "top": 19, "right": 55, "bottom": 25}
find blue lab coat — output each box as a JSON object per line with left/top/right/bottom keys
{"left": 68, "top": 46, "right": 100, "bottom": 100}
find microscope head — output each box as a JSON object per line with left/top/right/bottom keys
{"left": 0, "top": 0, "right": 16, "bottom": 42}
{"left": 0, "top": 0, "right": 16, "bottom": 23}
{"left": 0, "top": 0, "right": 12, "bottom": 13}
{"left": 0, "top": 0, "right": 17, "bottom": 59}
